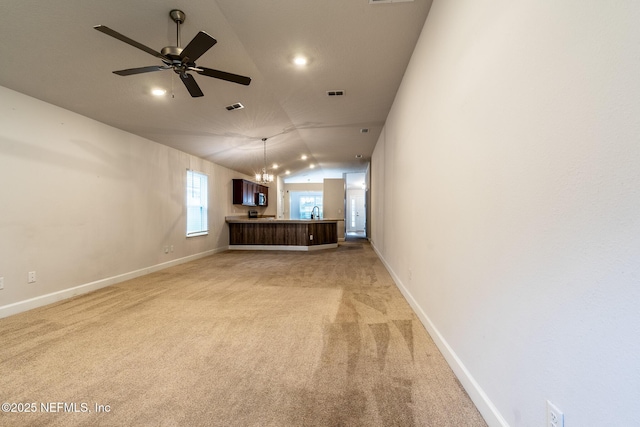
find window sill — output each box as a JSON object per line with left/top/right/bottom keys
{"left": 186, "top": 232, "right": 208, "bottom": 238}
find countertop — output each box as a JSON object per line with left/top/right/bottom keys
{"left": 225, "top": 216, "right": 342, "bottom": 224}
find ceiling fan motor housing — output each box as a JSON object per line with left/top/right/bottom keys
{"left": 161, "top": 46, "right": 183, "bottom": 60}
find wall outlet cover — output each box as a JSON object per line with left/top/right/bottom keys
{"left": 547, "top": 400, "right": 564, "bottom": 427}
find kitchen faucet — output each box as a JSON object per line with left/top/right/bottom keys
{"left": 311, "top": 206, "right": 320, "bottom": 220}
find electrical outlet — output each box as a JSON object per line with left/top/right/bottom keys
{"left": 0, "top": 277, "right": 4, "bottom": 290}
{"left": 547, "top": 400, "right": 564, "bottom": 427}
{"left": 28, "top": 271, "right": 36, "bottom": 283}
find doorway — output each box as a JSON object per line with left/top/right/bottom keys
{"left": 345, "top": 173, "right": 366, "bottom": 238}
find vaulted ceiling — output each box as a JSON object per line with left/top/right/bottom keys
{"left": 0, "top": 0, "right": 432, "bottom": 182}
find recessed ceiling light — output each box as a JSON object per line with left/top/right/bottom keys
{"left": 310, "top": 164, "right": 315, "bottom": 169}
{"left": 272, "top": 164, "right": 278, "bottom": 169}
{"left": 151, "top": 88, "right": 166, "bottom": 96}
{"left": 293, "top": 56, "right": 308, "bottom": 66}
{"left": 355, "top": 154, "right": 363, "bottom": 159}
{"left": 285, "top": 170, "right": 291, "bottom": 175}
{"left": 301, "top": 155, "right": 308, "bottom": 160}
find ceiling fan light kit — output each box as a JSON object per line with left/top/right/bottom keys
{"left": 94, "top": 9, "right": 252, "bottom": 98}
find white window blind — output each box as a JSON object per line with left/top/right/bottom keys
{"left": 186, "top": 170, "right": 208, "bottom": 237}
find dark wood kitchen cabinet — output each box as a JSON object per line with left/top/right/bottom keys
{"left": 232, "top": 179, "right": 269, "bottom": 206}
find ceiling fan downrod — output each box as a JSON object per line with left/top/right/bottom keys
{"left": 169, "top": 9, "right": 186, "bottom": 48}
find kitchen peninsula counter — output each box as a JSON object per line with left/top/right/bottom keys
{"left": 225, "top": 216, "right": 339, "bottom": 251}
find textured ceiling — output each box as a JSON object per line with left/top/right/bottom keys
{"left": 0, "top": 0, "right": 432, "bottom": 183}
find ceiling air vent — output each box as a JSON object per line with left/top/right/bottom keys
{"left": 225, "top": 102, "right": 245, "bottom": 111}
{"left": 369, "top": 0, "right": 414, "bottom": 3}
{"left": 360, "top": 128, "right": 369, "bottom": 133}
{"left": 326, "top": 90, "right": 345, "bottom": 97}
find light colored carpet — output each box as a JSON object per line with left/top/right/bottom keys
{"left": 0, "top": 238, "right": 486, "bottom": 426}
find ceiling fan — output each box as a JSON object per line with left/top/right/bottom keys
{"left": 94, "top": 9, "right": 251, "bottom": 97}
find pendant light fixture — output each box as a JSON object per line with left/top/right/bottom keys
{"left": 256, "top": 137, "right": 274, "bottom": 184}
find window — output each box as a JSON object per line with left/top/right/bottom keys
{"left": 289, "top": 191, "right": 323, "bottom": 219}
{"left": 186, "top": 170, "right": 208, "bottom": 237}
{"left": 351, "top": 198, "right": 356, "bottom": 228}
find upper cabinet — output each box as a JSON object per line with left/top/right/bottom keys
{"left": 232, "top": 179, "right": 269, "bottom": 206}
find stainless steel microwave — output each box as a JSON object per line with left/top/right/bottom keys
{"left": 256, "top": 192, "right": 266, "bottom": 206}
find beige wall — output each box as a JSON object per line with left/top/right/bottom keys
{"left": 370, "top": 1, "right": 640, "bottom": 425}
{"left": 0, "top": 86, "right": 257, "bottom": 317}
{"left": 323, "top": 178, "right": 346, "bottom": 239}
{"left": 322, "top": 178, "right": 345, "bottom": 220}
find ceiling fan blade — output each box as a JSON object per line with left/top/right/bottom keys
{"left": 180, "top": 31, "right": 217, "bottom": 63}
{"left": 180, "top": 73, "right": 204, "bottom": 97}
{"left": 196, "top": 67, "right": 251, "bottom": 86}
{"left": 113, "top": 66, "right": 168, "bottom": 76}
{"left": 94, "top": 25, "right": 167, "bottom": 60}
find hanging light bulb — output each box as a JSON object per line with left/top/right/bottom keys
{"left": 256, "top": 138, "right": 274, "bottom": 184}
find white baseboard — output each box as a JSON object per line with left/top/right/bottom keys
{"left": 0, "top": 247, "right": 227, "bottom": 319}
{"left": 370, "top": 243, "right": 508, "bottom": 427}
